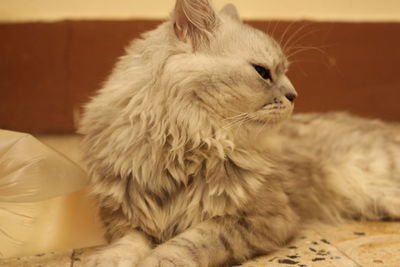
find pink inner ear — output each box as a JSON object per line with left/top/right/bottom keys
{"left": 172, "top": 0, "right": 218, "bottom": 48}
{"left": 174, "top": 22, "right": 187, "bottom": 43}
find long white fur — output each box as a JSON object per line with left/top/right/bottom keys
{"left": 79, "top": 0, "right": 400, "bottom": 266}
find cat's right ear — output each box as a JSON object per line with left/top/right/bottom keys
{"left": 172, "top": 0, "right": 218, "bottom": 49}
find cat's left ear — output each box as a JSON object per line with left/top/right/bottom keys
{"left": 220, "top": 4, "right": 241, "bottom": 21}
{"left": 172, "top": 0, "right": 219, "bottom": 49}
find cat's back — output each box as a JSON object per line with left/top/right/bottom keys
{"left": 280, "top": 112, "right": 399, "bottom": 147}
{"left": 279, "top": 112, "right": 400, "bottom": 190}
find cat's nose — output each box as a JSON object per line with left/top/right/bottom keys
{"left": 285, "top": 93, "right": 297, "bottom": 103}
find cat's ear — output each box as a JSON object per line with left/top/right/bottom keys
{"left": 172, "top": 0, "right": 218, "bottom": 49}
{"left": 220, "top": 4, "right": 240, "bottom": 21}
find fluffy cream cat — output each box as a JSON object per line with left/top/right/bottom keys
{"left": 79, "top": 0, "right": 400, "bottom": 266}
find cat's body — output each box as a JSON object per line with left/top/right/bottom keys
{"left": 79, "top": 1, "right": 400, "bottom": 266}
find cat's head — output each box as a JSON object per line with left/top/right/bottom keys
{"left": 160, "top": 0, "right": 297, "bottom": 138}
{"left": 80, "top": 0, "right": 298, "bottom": 184}
{"left": 81, "top": 0, "right": 298, "bottom": 159}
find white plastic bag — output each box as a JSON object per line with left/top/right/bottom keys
{"left": 0, "top": 130, "right": 105, "bottom": 258}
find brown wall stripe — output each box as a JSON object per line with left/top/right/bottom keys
{"left": 1, "top": 20, "right": 399, "bottom": 133}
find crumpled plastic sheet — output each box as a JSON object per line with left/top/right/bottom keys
{"left": 0, "top": 130, "right": 105, "bottom": 258}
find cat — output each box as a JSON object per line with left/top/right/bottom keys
{"left": 78, "top": 0, "right": 400, "bottom": 266}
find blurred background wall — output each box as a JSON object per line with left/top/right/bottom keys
{"left": 1, "top": 0, "right": 400, "bottom": 133}
{"left": 2, "top": 0, "right": 400, "bottom": 21}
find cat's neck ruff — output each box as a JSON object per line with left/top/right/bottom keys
{"left": 228, "top": 121, "right": 286, "bottom": 154}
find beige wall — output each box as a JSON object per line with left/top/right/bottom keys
{"left": 1, "top": 0, "right": 400, "bottom": 22}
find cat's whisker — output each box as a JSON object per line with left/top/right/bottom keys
{"left": 284, "top": 29, "right": 319, "bottom": 51}
{"left": 255, "top": 120, "right": 268, "bottom": 137}
{"left": 224, "top": 118, "right": 248, "bottom": 131}
{"left": 290, "top": 61, "right": 310, "bottom": 77}
{"left": 269, "top": 20, "right": 281, "bottom": 40}
{"left": 222, "top": 118, "right": 244, "bottom": 130}
{"left": 234, "top": 116, "right": 252, "bottom": 134}
{"left": 223, "top": 112, "right": 248, "bottom": 121}
{"left": 222, "top": 116, "right": 248, "bottom": 129}
{"left": 282, "top": 22, "right": 314, "bottom": 53}
{"left": 265, "top": 21, "right": 273, "bottom": 37}
{"left": 223, "top": 114, "right": 251, "bottom": 131}
{"left": 287, "top": 44, "right": 329, "bottom": 51}
{"left": 286, "top": 59, "right": 311, "bottom": 65}
{"left": 286, "top": 46, "right": 330, "bottom": 61}
{"left": 284, "top": 29, "right": 333, "bottom": 61}
{"left": 264, "top": 21, "right": 271, "bottom": 36}
{"left": 278, "top": 21, "right": 298, "bottom": 49}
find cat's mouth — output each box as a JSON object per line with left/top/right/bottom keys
{"left": 261, "top": 103, "right": 286, "bottom": 110}
{"left": 248, "top": 102, "right": 293, "bottom": 124}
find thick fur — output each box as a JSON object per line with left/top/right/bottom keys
{"left": 79, "top": 1, "right": 400, "bottom": 266}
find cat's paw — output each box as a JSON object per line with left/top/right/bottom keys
{"left": 77, "top": 231, "right": 152, "bottom": 267}
{"left": 138, "top": 246, "right": 200, "bottom": 267}
{"left": 81, "top": 255, "right": 133, "bottom": 267}
{"left": 139, "top": 256, "right": 197, "bottom": 267}
{"left": 77, "top": 245, "right": 147, "bottom": 267}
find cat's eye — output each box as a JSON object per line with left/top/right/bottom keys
{"left": 253, "top": 64, "right": 272, "bottom": 81}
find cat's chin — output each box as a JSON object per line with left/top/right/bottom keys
{"left": 248, "top": 103, "right": 293, "bottom": 125}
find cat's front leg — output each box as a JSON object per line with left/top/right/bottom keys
{"left": 81, "top": 230, "right": 152, "bottom": 267}
{"left": 138, "top": 210, "right": 299, "bottom": 267}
